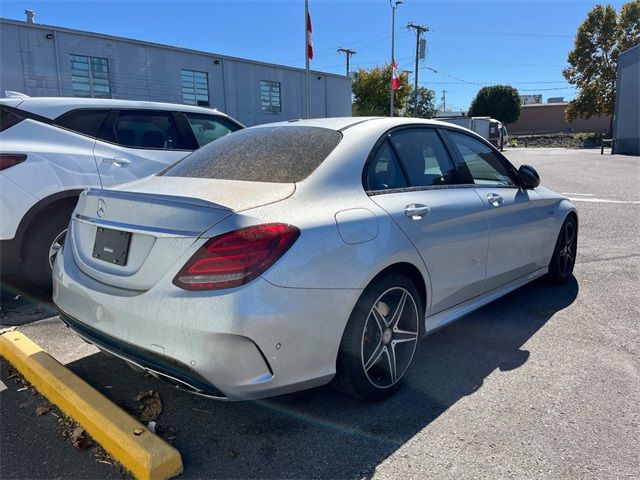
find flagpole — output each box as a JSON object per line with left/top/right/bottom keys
{"left": 390, "top": 1, "right": 395, "bottom": 117}
{"left": 305, "top": 0, "right": 310, "bottom": 119}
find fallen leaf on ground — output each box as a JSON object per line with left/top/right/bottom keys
{"left": 133, "top": 390, "right": 162, "bottom": 422}
{"left": 160, "top": 427, "right": 177, "bottom": 443}
{"left": 227, "top": 449, "right": 237, "bottom": 460}
{"left": 35, "top": 406, "right": 51, "bottom": 416}
{"left": 65, "top": 426, "right": 92, "bottom": 451}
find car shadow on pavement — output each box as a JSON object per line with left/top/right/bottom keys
{"left": 64, "top": 276, "right": 578, "bottom": 479}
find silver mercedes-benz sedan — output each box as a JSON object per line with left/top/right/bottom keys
{"left": 53, "top": 117, "right": 578, "bottom": 401}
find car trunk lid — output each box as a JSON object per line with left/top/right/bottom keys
{"left": 69, "top": 177, "right": 295, "bottom": 290}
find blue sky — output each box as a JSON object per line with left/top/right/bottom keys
{"left": 0, "top": 0, "right": 627, "bottom": 110}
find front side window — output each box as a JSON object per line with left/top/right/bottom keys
{"left": 260, "top": 80, "right": 281, "bottom": 113}
{"left": 70, "top": 55, "right": 111, "bottom": 98}
{"left": 184, "top": 113, "right": 241, "bottom": 147}
{"left": 389, "top": 129, "right": 457, "bottom": 187}
{"left": 163, "top": 126, "right": 341, "bottom": 183}
{"left": 181, "top": 69, "right": 210, "bottom": 106}
{"left": 447, "top": 131, "right": 515, "bottom": 186}
{"left": 103, "top": 110, "right": 183, "bottom": 150}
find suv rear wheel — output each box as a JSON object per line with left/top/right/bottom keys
{"left": 22, "top": 206, "right": 74, "bottom": 290}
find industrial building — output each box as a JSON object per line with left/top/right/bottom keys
{"left": 0, "top": 17, "right": 352, "bottom": 126}
{"left": 506, "top": 102, "right": 610, "bottom": 135}
{"left": 613, "top": 44, "right": 639, "bottom": 156}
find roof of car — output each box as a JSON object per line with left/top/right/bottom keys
{"left": 0, "top": 96, "right": 234, "bottom": 120}
{"left": 254, "top": 116, "right": 470, "bottom": 133}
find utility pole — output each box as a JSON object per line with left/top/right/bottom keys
{"left": 337, "top": 48, "right": 357, "bottom": 76}
{"left": 407, "top": 22, "right": 428, "bottom": 117}
{"left": 441, "top": 89, "right": 447, "bottom": 112}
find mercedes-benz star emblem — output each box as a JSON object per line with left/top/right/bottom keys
{"left": 97, "top": 199, "right": 106, "bottom": 218}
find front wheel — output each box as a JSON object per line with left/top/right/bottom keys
{"left": 333, "top": 273, "right": 423, "bottom": 401}
{"left": 547, "top": 215, "right": 578, "bottom": 283}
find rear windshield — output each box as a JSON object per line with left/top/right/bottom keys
{"left": 162, "top": 126, "right": 342, "bottom": 183}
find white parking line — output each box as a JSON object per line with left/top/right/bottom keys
{"left": 567, "top": 197, "right": 640, "bottom": 205}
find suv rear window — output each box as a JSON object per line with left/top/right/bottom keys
{"left": 54, "top": 109, "right": 110, "bottom": 137}
{"left": 162, "top": 126, "right": 342, "bottom": 183}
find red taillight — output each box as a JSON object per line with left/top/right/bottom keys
{"left": 173, "top": 223, "right": 300, "bottom": 291}
{"left": 0, "top": 154, "right": 26, "bottom": 171}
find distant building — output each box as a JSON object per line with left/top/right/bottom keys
{"left": 507, "top": 102, "right": 610, "bottom": 135}
{"left": 547, "top": 97, "right": 564, "bottom": 103}
{"left": 520, "top": 94, "right": 542, "bottom": 105}
{"left": 613, "top": 44, "right": 639, "bottom": 155}
{"left": 0, "top": 17, "right": 352, "bottom": 126}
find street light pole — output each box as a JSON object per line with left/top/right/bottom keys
{"left": 390, "top": 0, "right": 402, "bottom": 117}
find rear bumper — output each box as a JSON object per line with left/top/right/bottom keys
{"left": 52, "top": 245, "right": 361, "bottom": 400}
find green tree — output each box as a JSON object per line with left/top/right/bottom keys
{"left": 468, "top": 85, "right": 522, "bottom": 124}
{"left": 563, "top": 1, "right": 640, "bottom": 131}
{"left": 352, "top": 64, "right": 411, "bottom": 116}
{"left": 405, "top": 86, "right": 437, "bottom": 118}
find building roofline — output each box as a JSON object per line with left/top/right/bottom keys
{"left": 522, "top": 102, "right": 568, "bottom": 107}
{"left": 0, "top": 17, "right": 350, "bottom": 81}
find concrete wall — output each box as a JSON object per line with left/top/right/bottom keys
{"left": 613, "top": 45, "right": 640, "bottom": 156}
{"left": 507, "top": 103, "right": 610, "bottom": 135}
{"left": 0, "top": 19, "right": 352, "bottom": 126}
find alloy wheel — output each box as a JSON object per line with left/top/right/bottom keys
{"left": 48, "top": 228, "right": 67, "bottom": 269}
{"left": 558, "top": 222, "right": 576, "bottom": 276}
{"left": 361, "top": 287, "right": 420, "bottom": 389}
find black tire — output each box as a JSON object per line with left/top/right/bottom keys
{"left": 546, "top": 215, "right": 578, "bottom": 283}
{"left": 333, "top": 272, "right": 423, "bottom": 401}
{"left": 22, "top": 207, "right": 74, "bottom": 290}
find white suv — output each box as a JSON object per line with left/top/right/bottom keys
{"left": 0, "top": 95, "right": 243, "bottom": 288}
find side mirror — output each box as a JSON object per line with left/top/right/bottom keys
{"left": 517, "top": 164, "right": 540, "bottom": 189}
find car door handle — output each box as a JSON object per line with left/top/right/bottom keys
{"left": 487, "top": 193, "right": 503, "bottom": 206}
{"left": 405, "top": 204, "right": 431, "bottom": 220}
{"left": 103, "top": 157, "right": 131, "bottom": 167}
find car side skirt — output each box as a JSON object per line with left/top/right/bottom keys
{"left": 424, "top": 267, "right": 549, "bottom": 335}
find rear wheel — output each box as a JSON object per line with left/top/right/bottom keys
{"left": 22, "top": 207, "right": 74, "bottom": 290}
{"left": 547, "top": 215, "right": 578, "bottom": 283}
{"left": 333, "top": 273, "right": 423, "bottom": 401}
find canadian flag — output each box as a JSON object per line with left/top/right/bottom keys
{"left": 392, "top": 61, "right": 400, "bottom": 91}
{"left": 306, "top": 10, "right": 313, "bottom": 60}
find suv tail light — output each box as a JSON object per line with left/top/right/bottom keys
{"left": 173, "top": 223, "right": 300, "bottom": 291}
{"left": 0, "top": 154, "right": 27, "bottom": 171}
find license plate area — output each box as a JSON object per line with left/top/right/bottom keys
{"left": 92, "top": 227, "right": 131, "bottom": 266}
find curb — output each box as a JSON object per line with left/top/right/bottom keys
{"left": 0, "top": 330, "right": 183, "bottom": 480}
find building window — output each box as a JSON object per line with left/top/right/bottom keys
{"left": 260, "top": 80, "right": 281, "bottom": 113}
{"left": 70, "top": 55, "right": 111, "bottom": 98}
{"left": 181, "top": 69, "right": 210, "bottom": 106}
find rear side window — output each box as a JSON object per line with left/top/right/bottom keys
{"left": 366, "top": 140, "right": 408, "bottom": 191}
{"left": 0, "top": 106, "right": 25, "bottom": 132}
{"left": 389, "top": 129, "right": 457, "bottom": 187}
{"left": 54, "top": 109, "right": 109, "bottom": 137}
{"left": 163, "top": 126, "right": 342, "bottom": 183}
{"left": 184, "top": 113, "right": 241, "bottom": 147}
{"left": 99, "top": 110, "right": 184, "bottom": 150}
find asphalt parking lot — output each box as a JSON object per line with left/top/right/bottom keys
{"left": 1, "top": 147, "right": 638, "bottom": 479}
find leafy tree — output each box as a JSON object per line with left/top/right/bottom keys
{"left": 405, "top": 86, "right": 437, "bottom": 118}
{"left": 563, "top": 1, "right": 640, "bottom": 131}
{"left": 468, "top": 85, "right": 522, "bottom": 124}
{"left": 352, "top": 64, "right": 410, "bottom": 116}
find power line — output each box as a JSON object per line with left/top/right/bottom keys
{"left": 337, "top": 47, "right": 357, "bottom": 76}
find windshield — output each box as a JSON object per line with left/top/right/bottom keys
{"left": 162, "top": 126, "right": 342, "bottom": 183}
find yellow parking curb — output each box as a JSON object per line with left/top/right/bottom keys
{"left": 0, "top": 330, "right": 183, "bottom": 480}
